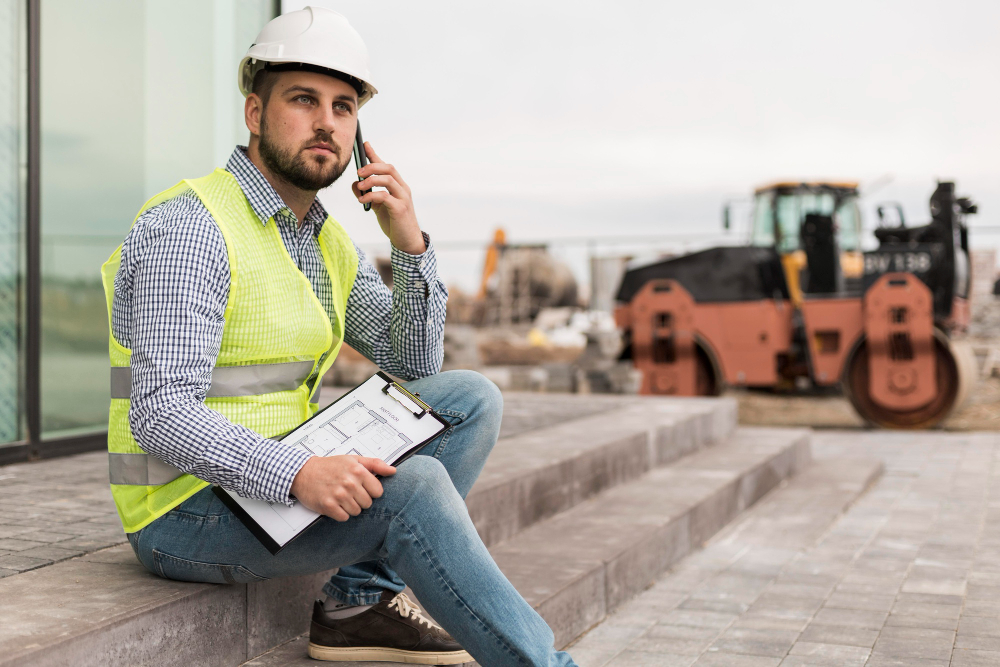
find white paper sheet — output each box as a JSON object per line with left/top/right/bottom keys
{"left": 225, "top": 374, "right": 447, "bottom": 549}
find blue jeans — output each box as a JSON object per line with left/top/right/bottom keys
{"left": 129, "top": 370, "right": 577, "bottom": 667}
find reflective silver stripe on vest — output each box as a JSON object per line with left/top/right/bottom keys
{"left": 109, "top": 419, "right": 304, "bottom": 485}
{"left": 110, "top": 360, "right": 316, "bottom": 399}
{"left": 108, "top": 452, "right": 185, "bottom": 486}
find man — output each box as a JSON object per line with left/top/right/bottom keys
{"left": 102, "top": 7, "right": 576, "bottom": 666}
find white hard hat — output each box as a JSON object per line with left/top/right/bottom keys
{"left": 238, "top": 6, "right": 378, "bottom": 106}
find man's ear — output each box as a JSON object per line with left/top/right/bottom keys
{"left": 245, "top": 93, "right": 263, "bottom": 136}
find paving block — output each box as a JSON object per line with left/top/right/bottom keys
{"left": 709, "top": 626, "right": 800, "bottom": 658}
{"left": 871, "top": 626, "right": 956, "bottom": 662}
{"left": 951, "top": 649, "right": 1000, "bottom": 667}
{"left": 799, "top": 623, "right": 881, "bottom": 650}
{"left": 782, "top": 641, "right": 870, "bottom": 667}
{"left": 692, "top": 653, "right": 782, "bottom": 666}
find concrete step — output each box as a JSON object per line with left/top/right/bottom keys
{"left": 468, "top": 395, "right": 737, "bottom": 547}
{"left": 244, "top": 426, "right": 814, "bottom": 666}
{"left": 489, "top": 426, "right": 812, "bottom": 649}
{"left": 0, "top": 395, "right": 735, "bottom": 667}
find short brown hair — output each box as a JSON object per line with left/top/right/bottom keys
{"left": 251, "top": 63, "right": 364, "bottom": 108}
{"left": 250, "top": 67, "right": 281, "bottom": 106}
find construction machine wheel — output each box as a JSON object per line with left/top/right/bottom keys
{"left": 843, "top": 331, "right": 975, "bottom": 429}
{"left": 695, "top": 341, "right": 722, "bottom": 397}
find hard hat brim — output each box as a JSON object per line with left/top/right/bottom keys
{"left": 238, "top": 54, "right": 377, "bottom": 106}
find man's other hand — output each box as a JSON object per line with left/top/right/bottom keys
{"left": 290, "top": 455, "right": 397, "bottom": 522}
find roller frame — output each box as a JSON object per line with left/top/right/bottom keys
{"left": 862, "top": 273, "right": 938, "bottom": 411}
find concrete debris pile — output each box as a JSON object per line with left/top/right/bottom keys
{"left": 969, "top": 249, "right": 999, "bottom": 342}
{"left": 326, "top": 306, "right": 640, "bottom": 395}
{"left": 970, "top": 294, "right": 1000, "bottom": 341}
{"left": 478, "top": 308, "right": 640, "bottom": 395}
{"left": 478, "top": 331, "right": 584, "bottom": 367}
{"left": 573, "top": 313, "right": 642, "bottom": 395}
{"left": 480, "top": 247, "right": 579, "bottom": 326}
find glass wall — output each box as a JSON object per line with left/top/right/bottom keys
{"left": 0, "top": 0, "right": 25, "bottom": 445}
{"left": 40, "top": 0, "right": 275, "bottom": 437}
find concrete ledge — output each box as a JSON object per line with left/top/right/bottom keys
{"left": 468, "top": 398, "right": 738, "bottom": 547}
{"left": 0, "top": 541, "right": 331, "bottom": 667}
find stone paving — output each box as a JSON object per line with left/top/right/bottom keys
{"left": 0, "top": 392, "right": 628, "bottom": 577}
{"left": 567, "top": 430, "right": 1000, "bottom": 667}
{"left": 0, "top": 454, "right": 123, "bottom": 576}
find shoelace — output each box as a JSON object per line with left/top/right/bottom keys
{"left": 387, "top": 592, "right": 441, "bottom": 630}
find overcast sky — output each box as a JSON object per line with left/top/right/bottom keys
{"left": 282, "top": 0, "right": 1000, "bottom": 290}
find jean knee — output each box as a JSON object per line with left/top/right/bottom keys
{"left": 448, "top": 369, "right": 503, "bottom": 425}
{"left": 477, "top": 372, "right": 504, "bottom": 421}
{"left": 390, "top": 456, "right": 466, "bottom": 513}
{"left": 392, "top": 455, "right": 450, "bottom": 495}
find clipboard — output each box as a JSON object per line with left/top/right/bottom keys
{"left": 214, "top": 372, "right": 451, "bottom": 554}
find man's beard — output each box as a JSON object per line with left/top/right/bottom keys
{"left": 258, "top": 116, "right": 349, "bottom": 191}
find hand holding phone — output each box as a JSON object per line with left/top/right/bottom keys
{"left": 352, "top": 123, "right": 371, "bottom": 212}
{"left": 350, "top": 139, "right": 426, "bottom": 256}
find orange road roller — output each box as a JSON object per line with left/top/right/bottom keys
{"left": 615, "top": 181, "right": 978, "bottom": 429}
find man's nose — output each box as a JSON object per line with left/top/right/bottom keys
{"left": 313, "top": 104, "right": 337, "bottom": 135}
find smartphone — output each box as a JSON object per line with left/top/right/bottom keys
{"left": 352, "top": 122, "right": 371, "bottom": 212}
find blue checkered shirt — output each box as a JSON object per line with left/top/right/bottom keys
{"left": 111, "top": 147, "right": 447, "bottom": 505}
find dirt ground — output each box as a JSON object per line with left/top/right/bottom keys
{"left": 735, "top": 373, "right": 1000, "bottom": 431}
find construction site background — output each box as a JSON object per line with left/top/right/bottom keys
{"left": 325, "top": 238, "right": 1000, "bottom": 431}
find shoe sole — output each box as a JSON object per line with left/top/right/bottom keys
{"left": 307, "top": 642, "right": 473, "bottom": 664}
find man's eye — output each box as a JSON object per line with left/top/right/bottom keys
{"left": 296, "top": 96, "right": 314, "bottom": 104}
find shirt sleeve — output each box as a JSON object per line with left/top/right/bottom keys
{"left": 120, "top": 195, "right": 311, "bottom": 505}
{"left": 343, "top": 231, "right": 448, "bottom": 380}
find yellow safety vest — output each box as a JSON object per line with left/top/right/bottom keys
{"left": 100, "top": 169, "right": 358, "bottom": 533}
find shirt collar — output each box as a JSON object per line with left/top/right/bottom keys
{"left": 226, "top": 146, "right": 329, "bottom": 235}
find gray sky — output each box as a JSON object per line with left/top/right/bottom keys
{"left": 283, "top": 0, "right": 1000, "bottom": 290}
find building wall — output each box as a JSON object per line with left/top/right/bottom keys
{"left": 0, "top": 0, "right": 276, "bottom": 453}
{"left": 0, "top": 0, "right": 24, "bottom": 444}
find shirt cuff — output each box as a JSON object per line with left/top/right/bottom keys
{"left": 391, "top": 231, "right": 439, "bottom": 293}
{"left": 242, "top": 437, "right": 314, "bottom": 506}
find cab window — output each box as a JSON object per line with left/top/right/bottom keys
{"left": 750, "top": 192, "right": 775, "bottom": 247}
{"left": 834, "top": 199, "right": 861, "bottom": 251}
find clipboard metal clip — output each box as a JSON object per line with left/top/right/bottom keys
{"left": 383, "top": 381, "right": 430, "bottom": 418}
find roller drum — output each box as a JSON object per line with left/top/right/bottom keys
{"left": 843, "top": 330, "right": 974, "bottom": 429}
{"left": 949, "top": 338, "right": 977, "bottom": 412}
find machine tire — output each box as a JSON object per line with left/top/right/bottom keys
{"left": 842, "top": 330, "right": 968, "bottom": 429}
{"left": 695, "top": 341, "right": 722, "bottom": 397}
